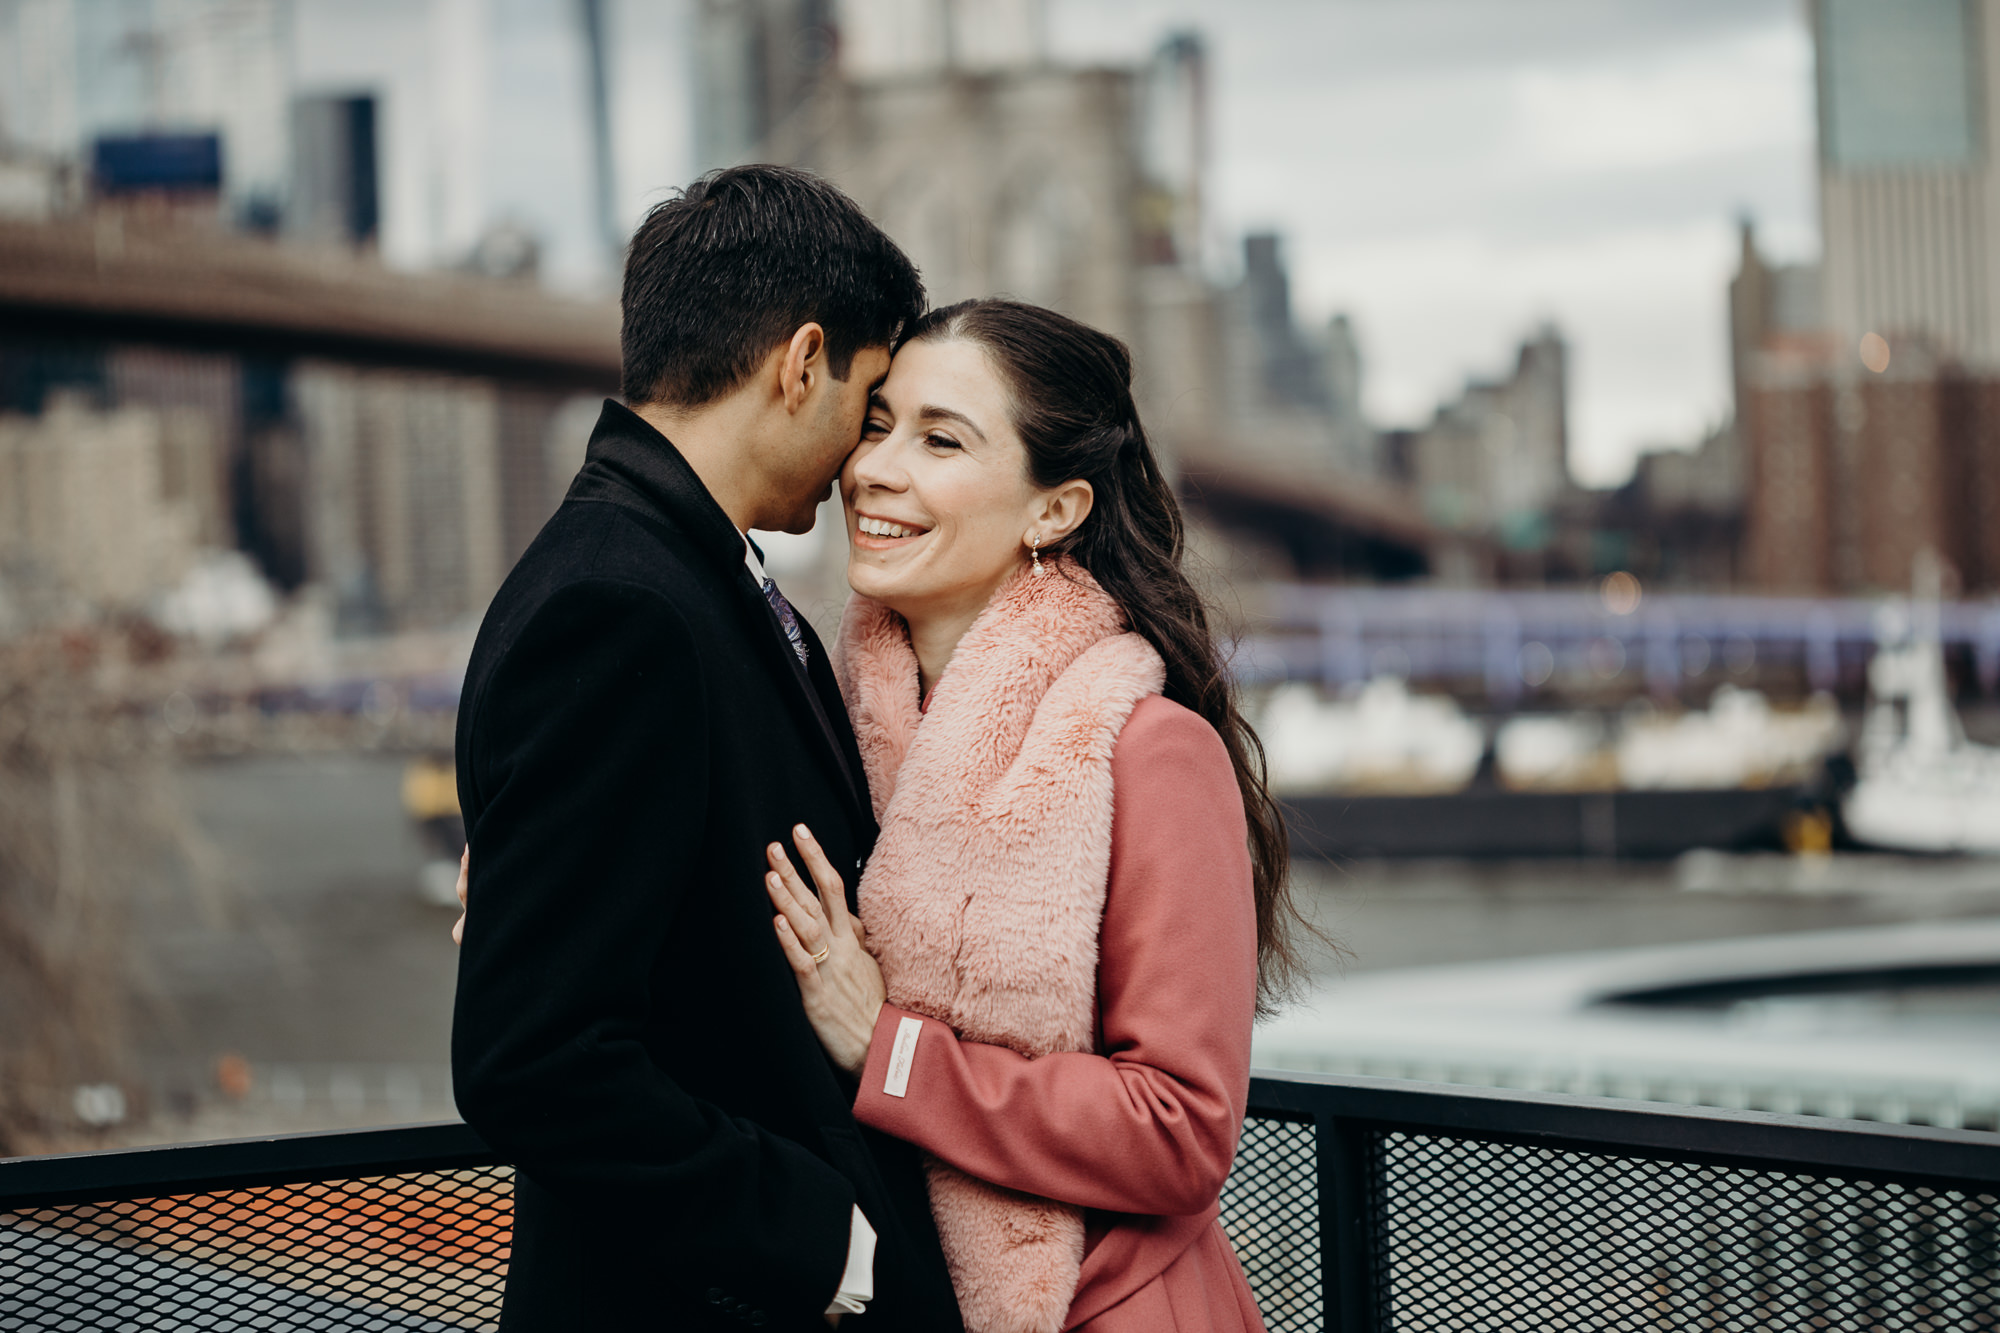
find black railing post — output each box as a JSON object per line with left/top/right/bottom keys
{"left": 1318, "top": 1113, "right": 1379, "bottom": 1332}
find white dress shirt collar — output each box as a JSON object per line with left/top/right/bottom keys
{"left": 742, "top": 532, "right": 769, "bottom": 587}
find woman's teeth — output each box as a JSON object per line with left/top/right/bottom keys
{"left": 858, "top": 517, "right": 922, "bottom": 539}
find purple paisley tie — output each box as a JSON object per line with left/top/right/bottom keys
{"left": 761, "top": 578, "right": 809, "bottom": 669}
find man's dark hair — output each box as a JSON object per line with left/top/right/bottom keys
{"left": 620, "top": 164, "right": 925, "bottom": 407}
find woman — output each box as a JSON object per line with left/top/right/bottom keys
{"left": 760, "top": 299, "right": 1309, "bottom": 1332}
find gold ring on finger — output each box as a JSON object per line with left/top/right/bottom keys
{"left": 808, "top": 944, "right": 831, "bottom": 965}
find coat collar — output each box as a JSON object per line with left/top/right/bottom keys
{"left": 574, "top": 399, "right": 873, "bottom": 830}
{"left": 834, "top": 558, "right": 1133, "bottom": 817}
{"left": 578, "top": 399, "right": 748, "bottom": 579}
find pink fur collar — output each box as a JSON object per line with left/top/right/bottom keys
{"left": 835, "top": 560, "right": 1165, "bottom": 1333}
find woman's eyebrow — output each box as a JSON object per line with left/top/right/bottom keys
{"left": 917, "top": 404, "right": 988, "bottom": 443}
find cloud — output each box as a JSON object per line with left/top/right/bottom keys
{"left": 1507, "top": 28, "right": 1810, "bottom": 175}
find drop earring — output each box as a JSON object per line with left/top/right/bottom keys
{"left": 1030, "top": 534, "right": 1044, "bottom": 576}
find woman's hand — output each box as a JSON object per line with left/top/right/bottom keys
{"left": 767, "top": 825, "right": 884, "bottom": 1077}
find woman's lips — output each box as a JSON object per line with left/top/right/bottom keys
{"left": 856, "top": 515, "right": 926, "bottom": 539}
{"left": 853, "top": 513, "right": 930, "bottom": 550}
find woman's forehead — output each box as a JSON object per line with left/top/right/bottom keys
{"left": 882, "top": 337, "right": 1010, "bottom": 421}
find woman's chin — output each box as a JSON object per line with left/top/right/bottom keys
{"left": 845, "top": 558, "right": 909, "bottom": 607}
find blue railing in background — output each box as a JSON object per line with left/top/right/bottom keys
{"left": 1237, "top": 584, "right": 2000, "bottom": 700}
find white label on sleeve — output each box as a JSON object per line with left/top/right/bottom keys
{"left": 883, "top": 1016, "right": 923, "bottom": 1098}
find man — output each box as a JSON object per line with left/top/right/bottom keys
{"left": 452, "top": 165, "right": 961, "bottom": 1331}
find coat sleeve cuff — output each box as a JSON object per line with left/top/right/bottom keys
{"left": 855, "top": 1004, "right": 935, "bottom": 1131}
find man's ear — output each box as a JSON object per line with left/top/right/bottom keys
{"left": 778, "top": 323, "right": 826, "bottom": 415}
{"left": 1038, "top": 479, "right": 1095, "bottom": 543}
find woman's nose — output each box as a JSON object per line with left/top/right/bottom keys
{"left": 849, "top": 437, "right": 908, "bottom": 492}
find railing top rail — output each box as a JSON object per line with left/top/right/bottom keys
{"left": 0, "top": 1120, "right": 494, "bottom": 1212}
{"left": 4, "top": 1073, "right": 1996, "bottom": 1213}
{"left": 1250, "top": 1070, "right": 2000, "bottom": 1189}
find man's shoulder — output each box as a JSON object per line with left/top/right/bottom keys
{"left": 466, "top": 501, "right": 733, "bottom": 687}
{"left": 501, "top": 495, "right": 724, "bottom": 615}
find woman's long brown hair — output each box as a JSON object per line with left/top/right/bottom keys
{"left": 905, "top": 299, "right": 1320, "bottom": 1015}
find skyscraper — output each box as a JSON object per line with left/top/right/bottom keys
{"left": 1406, "top": 327, "right": 1569, "bottom": 545}
{"left": 1215, "top": 235, "right": 1377, "bottom": 477}
{"left": 1736, "top": 2, "right": 2000, "bottom": 595}
{"left": 1814, "top": 0, "right": 1996, "bottom": 364}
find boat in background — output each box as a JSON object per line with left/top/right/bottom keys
{"left": 1615, "top": 688, "right": 1841, "bottom": 790}
{"left": 1261, "top": 677, "right": 1484, "bottom": 795}
{"left": 1264, "top": 679, "right": 1838, "bottom": 859}
{"left": 1842, "top": 564, "right": 2000, "bottom": 854}
{"left": 1280, "top": 783, "right": 1811, "bottom": 860}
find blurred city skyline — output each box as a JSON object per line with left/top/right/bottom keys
{"left": 2, "top": 0, "right": 1819, "bottom": 487}
{"left": 9, "top": 0, "right": 1993, "bottom": 612}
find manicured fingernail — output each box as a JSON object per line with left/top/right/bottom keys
{"left": 795, "top": 825, "right": 814, "bottom": 841}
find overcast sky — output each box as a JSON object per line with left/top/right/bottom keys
{"left": 1053, "top": 0, "right": 1820, "bottom": 485}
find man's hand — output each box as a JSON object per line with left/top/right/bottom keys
{"left": 451, "top": 847, "right": 469, "bottom": 945}
{"left": 767, "top": 826, "right": 884, "bottom": 1077}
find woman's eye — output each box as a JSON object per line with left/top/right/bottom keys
{"left": 861, "top": 418, "right": 889, "bottom": 438}
{"left": 924, "top": 432, "right": 961, "bottom": 451}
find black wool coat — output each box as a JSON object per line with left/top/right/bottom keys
{"left": 452, "top": 401, "right": 962, "bottom": 1333}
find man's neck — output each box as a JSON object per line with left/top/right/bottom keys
{"left": 633, "top": 399, "right": 762, "bottom": 534}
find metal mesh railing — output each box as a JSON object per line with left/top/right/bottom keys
{"left": 1220, "top": 1113, "right": 1322, "bottom": 1333}
{"left": 3, "top": 1078, "right": 1997, "bottom": 1332}
{"left": 1373, "top": 1132, "right": 2000, "bottom": 1333}
{"left": 0, "top": 1166, "right": 511, "bottom": 1331}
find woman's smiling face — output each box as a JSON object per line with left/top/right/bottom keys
{"left": 841, "top": 337, "right": 1051, "bottom": 625}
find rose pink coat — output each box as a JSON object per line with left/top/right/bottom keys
{"left": 836, "top": 563, "right": 1266, "bottom": 1333}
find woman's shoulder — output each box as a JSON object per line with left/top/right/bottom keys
{"left": 1108, "top": 696, "right": 1251, "bottom": 886}
{"left": 1112, "top": 695, "right": 1234, "bottom": 786}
